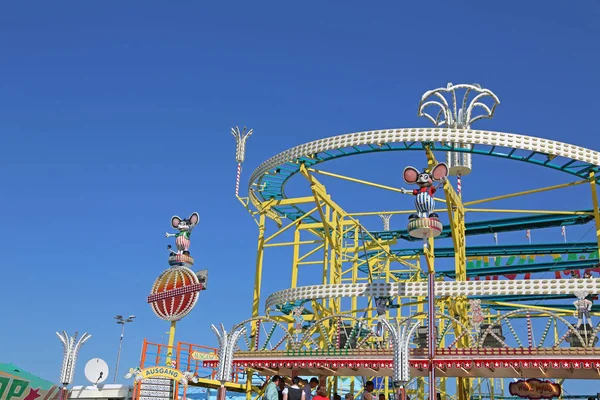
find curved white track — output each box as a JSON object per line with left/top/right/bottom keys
{"left": 265, "top": 279, "right": 600, "bottom": 312}
{"left": 249, "top": 127, "right": 600, "bottom": 208}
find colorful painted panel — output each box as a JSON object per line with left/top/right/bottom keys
{"left": 0, "top": 363, "right": 60, "bottom": 400}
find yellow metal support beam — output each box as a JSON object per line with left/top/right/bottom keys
{"left": 301, "top": 164, "right": 418, "bottom": 272}
{"left": 263, "top": 205, "right": 320, "bottom": 244}
{"left": 465, "top": 208, "right": 592, "bottom": 215}
{"left": 264, "top": 239, "right": 323, "bottom": 248}
{"left": 348, "top": 209, "right": 449, "bottom": 217}
{"left": 252, "top": 212, "right": 266, "bottom": 320}
{"left": 273, "top": 196, "right": 319, "bottom": 206}
{"left": 248, "top": 212, "right": 267, "bottom": 400}
{"left": 444, "top": 180, "right": 466, "bottom": 281}
{"left": 251, "top": 194, "right": 282, "bottom": 228}
{"left": 308, "top": 167, "right": 447, "bottom": 203}
{"left": 464, "top": 179, "right": 588, "bottom": 206}
{"left": 483, "top": 300, "right": 600, "bottom": 316}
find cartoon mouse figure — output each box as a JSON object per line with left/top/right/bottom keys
{"left": 402, "top": 163, "right": 449, "bottom": 221}
{"left": 166, "top": 212, "right": 200, "bottom": 255}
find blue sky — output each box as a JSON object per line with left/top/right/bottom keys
{"left": 1, "top": 0, "right": 600, "bottom": 396}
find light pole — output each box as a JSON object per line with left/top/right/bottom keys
{"left": 114, "top": 315, "right": 135, "bottom": 383}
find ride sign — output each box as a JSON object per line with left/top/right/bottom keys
{"left": 509, "top": 378, "right": 561, "bottom": 399}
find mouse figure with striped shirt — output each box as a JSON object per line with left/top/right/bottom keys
{"left": 166, "top": 212, "right": 200, "bottom": 255}
{"left": 402, "top": 163, "right": 448, "bottom": 222}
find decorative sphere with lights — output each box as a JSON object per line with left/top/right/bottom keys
{"left": 147, "top": 266, "right": 203, "bottom": 322}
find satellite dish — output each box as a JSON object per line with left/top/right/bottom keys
{"left": 84, "top": 358, "right": 109, "bottom": 387}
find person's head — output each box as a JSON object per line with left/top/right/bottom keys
{"left": 365, "top": 381, "right": 374, "bottom": 393}
{"left": 292, "top": 376, "right": 302, "bottom": 386}
{"left": 310, "top": 378, "right": 319, "bottom": 389}
{"left": 344, "top": 394, "right": 354, "bottom": 400}
{"left": 272, "top": 376, "right": 281, "bottom": 384}
{"left": 379, "top": 394, "right": 386, "bottom": 400}
{"left": 279, "top": 378, "right": 287, "bottom": 389}
{"left": 317, "top": 389, "right": 327, "bottom": 397}
{"left": 334, "top": 394, "right": 341, "bottom": 400}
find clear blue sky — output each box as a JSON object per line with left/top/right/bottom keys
{"left": 1, "top": 0, "right": 599, "bottom": 396}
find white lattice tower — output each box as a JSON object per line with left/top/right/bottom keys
{"left": 378, "top": 213, "right": 392, "bottom": 231}
{"left": 418, "top": 83, "right": 500, "bottom": 176}
{"left": 379, "top": 317, "right": 420, "bottom": 387}
{"left": 211, "top": 324, "right": 247, "bottom": 384}
{"left": 231, "top": 126, "right": 253, "bottom": 196}
{"left": 56, "top": 331, "right": 91, "bottom": 386}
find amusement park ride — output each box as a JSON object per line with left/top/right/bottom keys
{"left": 131, "top": 83, "right": 600, "bottom": 400}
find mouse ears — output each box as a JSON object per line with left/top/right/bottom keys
{"left": 171, "top": 216, "right": 182, "bottom": 229}
{"left": 171, "top": 213, "right": 200, "bottom": 228}
{"left": 403, "top": 163, "right": 449, "bottom": 184}
{"left": 188, "top": 212, "right": 200, "bottom": 227}
{"left": 403, "top": 166, "right": 420, "bottom": 184}
{"left": 431, "top": 162, "right": 449, "bottom": 181}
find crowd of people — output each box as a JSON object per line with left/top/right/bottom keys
{"left": 263, "top": 377, "right": 390, "bottom": 400}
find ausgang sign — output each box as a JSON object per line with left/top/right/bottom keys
{"left": 509, "top": 378, "right": 561, "bottom": 399}
{"left": 190, "top": 351, "right": 218, "bottom": 361}
{"left": 141, "top": 367, "right": 184, "bottom": 381}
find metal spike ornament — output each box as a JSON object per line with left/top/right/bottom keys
{"left": 211, "top": 324, "right": 247, "bottom": 400}
{"left": 231, "top": 126, "right": 253, "bottom": 197}
{"left": 57, "top": 331, "right": 91, "bottom": 386}
{"left": 418, "top": 83, "right": 500, "bottom": 176}
{"left": 379, "top": 213, "right": 392, "bottom": 231}
{"left": 378, "top": 318, "right": 420, "bottom": 389}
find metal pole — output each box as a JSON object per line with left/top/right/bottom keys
{"left": 114, "top": 323, "right": 126, "bottom": 383}
{"left": 428, "top": 270, "right": 436, "bottom": 400}
{"left": 217, "top": 385, "right": 227, "bottom": 400}
{"left": 424, "top": 236, "right": 436, "bottom": 400}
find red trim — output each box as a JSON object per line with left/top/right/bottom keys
{"left": 203, "top": 359, "right": 600, "bottom": 370}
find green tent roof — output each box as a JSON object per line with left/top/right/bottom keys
{"left": 0, "top": 363, "right": 57, "bottom": 390}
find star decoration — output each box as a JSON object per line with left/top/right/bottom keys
{"left": 24, "top": 388, "right": 41, "bottom": 400}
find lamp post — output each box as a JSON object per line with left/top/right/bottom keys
{"left": 114, "top": 315, "right": 135, "bottom": 383}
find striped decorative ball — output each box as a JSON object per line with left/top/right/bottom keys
{"left": 147, "top": 266, "right": 202, "bottom": 322}
{"left": 407, "top": 217, "right": 443, "bottom": 239}
{"left": 168, "top": 253, "right": 194, "bottom": 267}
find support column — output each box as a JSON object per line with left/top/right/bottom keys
{"left": 249, "top": 212, "right": 266, "bottom": 400}
{"left": 253, "top": 212, "right": 267, "bottom": 319}
{"left": 589, "top": 171, "right": 600, "bottom": 252}
{"left": 165, "top": 321, "right": 177, "bottom": 366}
{"left": 217, "top": 385, "right": 227, "bottom": 400}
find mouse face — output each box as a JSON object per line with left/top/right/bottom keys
{"left": 416, "top": 171, "right": 433, "bottom": 187}
{"left": 403, "top": 163, "right": 449, "bottom": 187}
{"left": 171, "top": 212, "right": 200, "bottom": 231}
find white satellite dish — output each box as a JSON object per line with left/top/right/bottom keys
{"left": 84, "top": 358, "right": 109, "bottom": 387}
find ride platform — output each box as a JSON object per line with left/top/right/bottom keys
{"left": 207, "top": 348, "right": 600, "bottom": 380}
